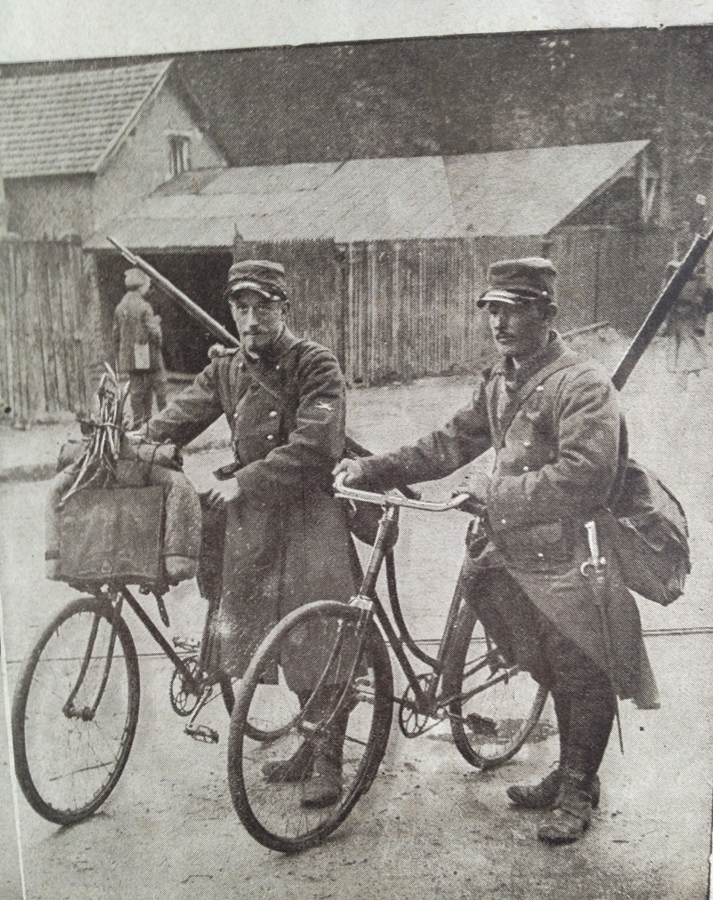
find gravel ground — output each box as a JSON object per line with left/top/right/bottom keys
{"left": 1, "top": 329, "right": 712, "bottom": 899}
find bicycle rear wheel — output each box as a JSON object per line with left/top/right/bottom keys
{"left": 228, "top": 601, "right": 393, "bottom": 852}
{"left": 443, "top": 601, "right": 547, "bottom": 769}
{"left": 11, "top": 596, "right": 140, "bottom": 824}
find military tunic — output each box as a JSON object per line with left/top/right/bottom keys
{"left": 359, "top": 332, "right": 658, "bottom": 708}
{"left": 147, "top": 327, "right": 357, "bottom": 685}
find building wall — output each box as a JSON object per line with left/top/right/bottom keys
{"left": 4, "top": 81, "right": 226, "bottom": 241}
{"left": 91, "top": 82, "right": 226, "bottom": 234}
{"left": 177, "top": 28, "right": 713, "bottom": 230}
{"left": 5, "top": 175, "right": 94, "bottom": 239}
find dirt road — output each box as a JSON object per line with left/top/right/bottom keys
{"left": 1, "top": 334, "right": 712, "bottom": 899}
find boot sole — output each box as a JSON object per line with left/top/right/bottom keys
{"left": 508, "top": 779, "right": 600, "bottom": 811}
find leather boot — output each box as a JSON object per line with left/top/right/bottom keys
{"left": 508, "top": 768, "right": 600, "bottom": 810}
{"left": 301, "top": 703, "right": 349, "bottom": 810}
{"left": 262, "top": 740, "right": 315, "bottom": 784}
{"left": 537, "top": 768, "right": 598, "bottom": 844}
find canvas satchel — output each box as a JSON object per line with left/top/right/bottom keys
{"left": 134, "top": 341, "right": 151, "bottom": 370}
{"left": 605, "top": 458, "right": 691, "bottom": 606}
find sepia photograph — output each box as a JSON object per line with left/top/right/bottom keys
{"left": 2, "top": 3, "right": 713, "bottom": 898}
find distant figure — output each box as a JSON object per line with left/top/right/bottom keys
{"left": 663, "top": 260, "right": 713, "bottom": 389}
{"left": 112, "top": 268, "right": 167, "bottom": 427}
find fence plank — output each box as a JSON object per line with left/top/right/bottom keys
{"left": 0, "top": 238, "right": 92, "bottom": 425}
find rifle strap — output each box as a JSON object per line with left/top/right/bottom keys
{"left": 489, "top": 351, "right": 582, "bottom": 448}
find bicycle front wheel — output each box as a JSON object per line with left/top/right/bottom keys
{"left": 228, "top": 601, "right": 393, "bottom": 853}
{"left": 443, "top": 601, "right": 547, "bottom": 769}
{"left": 11, "top": 596, "right": 140, "bottom": 824}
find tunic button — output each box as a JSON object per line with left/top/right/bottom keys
{"left": 266, "top": 434, "right": 275, "bottom": 441}
{"left": 501, "top": 518, "right": 507, "bottom": 525}
{"left": 522, "top": 465, "right": 529, "bottom": 472}
{"left": 275, "top": 364, "right": 281, "bottom": 371}
{"left": 537, "top": 552, "right": 544, "bottom": 558}
{"left": 535, "top": 385, "right": 544, "bottom": 392}
{"left": 523, "top": 440, "right": 531, "bottom": 448}
{"left": 269, "top": 410, "right": 278, "bottom": 418}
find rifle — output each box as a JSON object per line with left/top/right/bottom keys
{"left": 612, "top": 222, "right": 713, "bottom": 390}
{"left": 108, "top": 237, "right": 239, "bottom": 349}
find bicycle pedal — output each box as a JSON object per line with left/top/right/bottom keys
{"left": 173, "top": 636, "right": 200, "bottom": 653}
{"left": 354, "top": 675, "right": 375, "bottom": 702}
{"left": 465, "top": 713, "right": 498, "bottom": 738}
{"left": 184, "top": 724, "right": 219, "bottom": 743}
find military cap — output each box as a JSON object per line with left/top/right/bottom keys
{"left": 124, "top": 268, "right": 151, "bottom": 290}
{"left": 477, "top": 257, "right": 557, "bottom": 308}
{"left": 226, "top": 259, "right": 287, "bottom": 301}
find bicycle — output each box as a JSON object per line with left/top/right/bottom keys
{"left": 227, "top": 472, "right": 549, "bottom": 852}
{"left": 10, "top": 572, "right": 243, "bottom": 827}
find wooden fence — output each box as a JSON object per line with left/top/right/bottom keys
{"left": 0, "top": 238, "right": 100, "bottom": 426}
{"left": 341, "top": 228, "right": 677, "bottom": 385}
{"left": 233, "top": 228, "right": 678, "bottom": 386}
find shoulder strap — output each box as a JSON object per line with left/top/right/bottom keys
{"left": 496, "top": 351, "right": 582, "bottom": 441}
{"left": 240, "top": 339, "right": 309, "bottom": 408}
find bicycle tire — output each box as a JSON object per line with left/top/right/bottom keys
{"left": 11, "top": 595, "right": 140, "bottom": 825}
{"left": 220, "top": 673, "right": 275, "bottom": 743}
{"left": 228, "top": 601, "right": 393, "bottom": 852}
{"left": 443, "top": 601, "right": 547, "bottom": 769}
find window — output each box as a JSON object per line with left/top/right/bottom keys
{"left": 168, "top": 134, "right": 191, "bottom": 177}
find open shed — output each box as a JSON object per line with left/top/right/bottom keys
{"left": 88, "top": 140, "right": 673, "bottom": 385}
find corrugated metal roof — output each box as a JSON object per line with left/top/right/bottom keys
{"left": 445, "top": 141, "right": 649, "bottom": 236}
{"left": 87, "top": 141, "right": 648, "bottom": 250}
{"left": 0, "top": 61, "right": 172, "bottom": 178}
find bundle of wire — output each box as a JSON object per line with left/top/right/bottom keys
{"left": 59, "top": 364, "right": 129, "bottom": 506}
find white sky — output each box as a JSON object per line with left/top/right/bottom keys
{"left": 1, "top": 0, "right": 712, "bottom": 64}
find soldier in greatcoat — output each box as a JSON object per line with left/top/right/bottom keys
{"left": 146, "top": 259, "right": 358, "bottom": 809}
{"left": 113, "top": 268, "right": 167, "bottom": 426}
{"left": 663, "top": 260, "right": 713, "bottom": 389}
{"left": 335, "top": 257, "right": 659, "bottom": 844}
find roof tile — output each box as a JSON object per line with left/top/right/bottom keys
{"left": 0, "top": 61, "right": 172, "bottom": 177}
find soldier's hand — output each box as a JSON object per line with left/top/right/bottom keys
{"left": 205, "top": 478, "right": 242, "bottom": 507}
{"left": 454, "top": 470, "right": 491, "bottom": 513}
{"left": 332, "top": 457, "right": 365, "bottom": 485}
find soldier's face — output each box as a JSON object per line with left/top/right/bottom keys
{"left": 487, "top": 300, "right": 552, "bottom": 361}
{"left": 229, "top": 289, "right": 288, "bottom": 353}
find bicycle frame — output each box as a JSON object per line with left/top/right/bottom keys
{"left": 335, "top": 474, "right": 477, "bottom": 721}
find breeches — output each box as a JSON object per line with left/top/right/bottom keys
{"left": 129, "top": 370, "right": 167, "bottom": 426}
{"left": 463, "top": 567, "right": 615, "bottom": 779}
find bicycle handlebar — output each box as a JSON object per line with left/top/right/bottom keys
{"left": 333, "top": 471, "right": 471, "bottom": 512}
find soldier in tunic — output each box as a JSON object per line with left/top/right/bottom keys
{"left": 146, "top": 260, "right": 358, "bottom": 809}
{"left": 335, "top": 257, "right": 658, "bottom": 844}
{"left": 112, "top": 268, "right": 167, "bottom": 427}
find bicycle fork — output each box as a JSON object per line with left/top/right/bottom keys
{"left": 63, "top": 591, "right": 123, "bottom": 722}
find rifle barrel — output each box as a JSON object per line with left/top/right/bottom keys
{"left": 108, "top": 237, "right": 239, "bottom": 349}
{"left": 612, "top": 224, "right": 713, "bottom": 390}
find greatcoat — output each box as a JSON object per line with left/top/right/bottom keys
{"left": 112, "top": 291, "right": 164, "bottom": 373}
{"left": 359, "top": 332, "right": 658, "bottom": 708}
{"left": 147, "top": 327, "right": 357, "bottom": 685}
